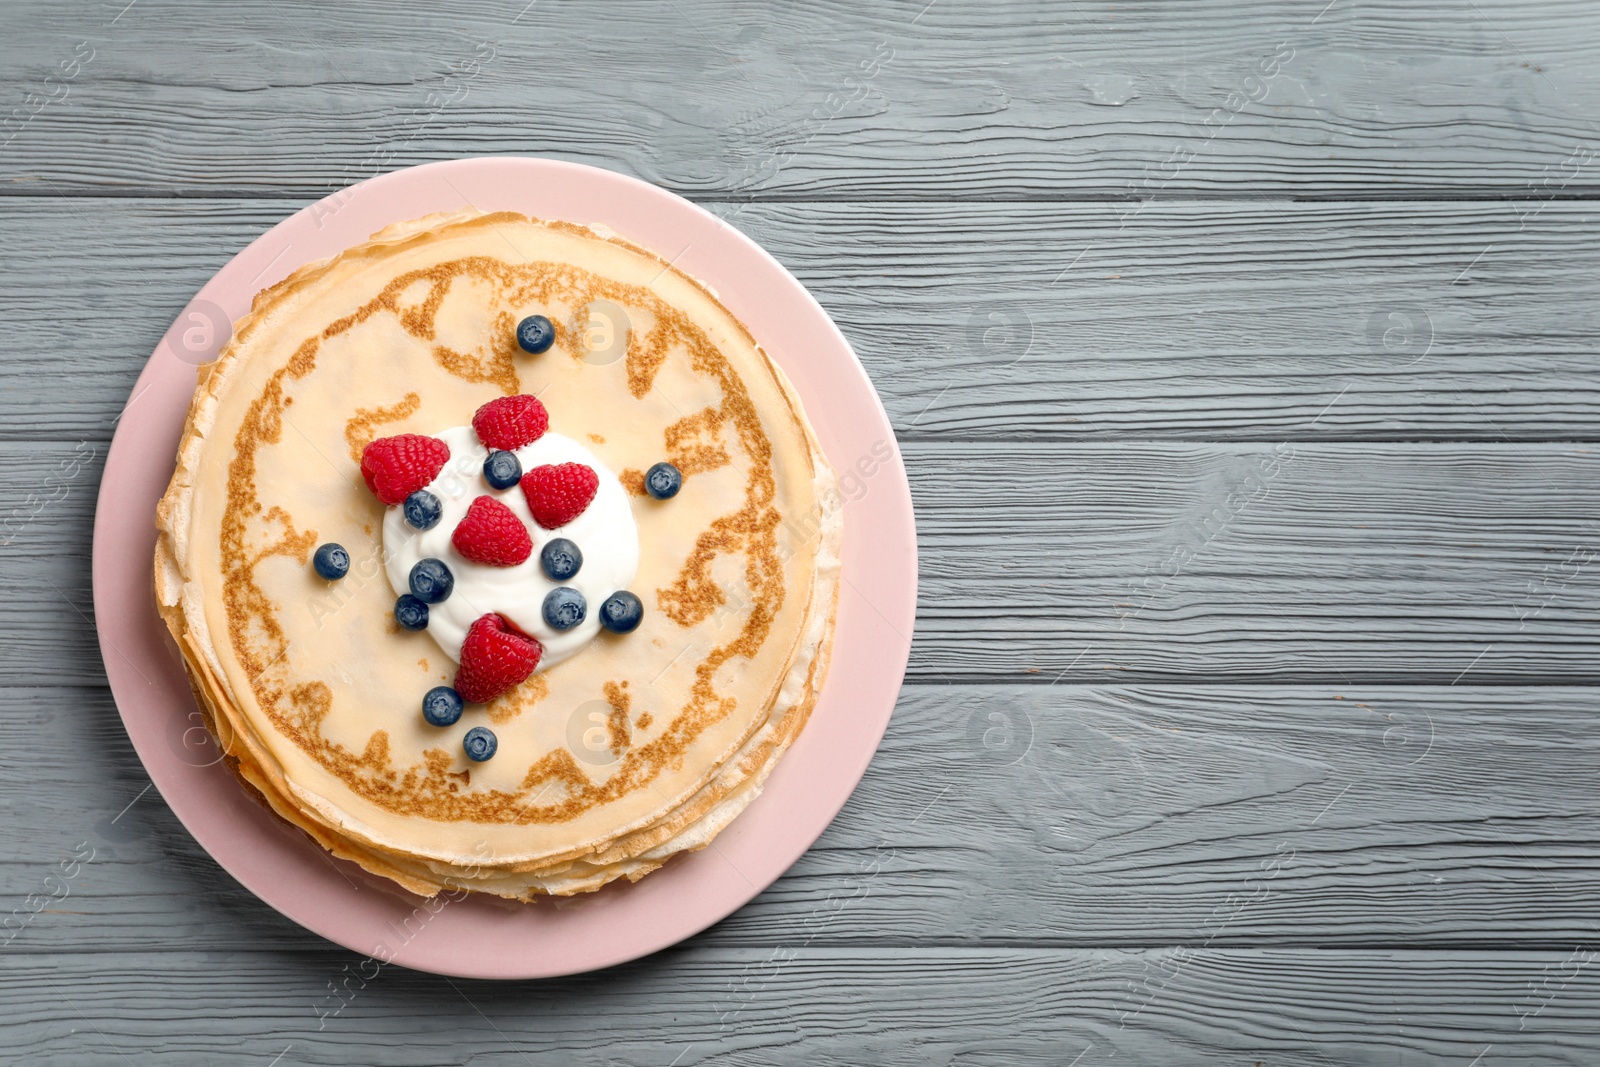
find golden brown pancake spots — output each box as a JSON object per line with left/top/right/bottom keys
{"left": 624, "top": 313, "right": 672, "bottom": 398}
{"left": 617, "top": 468, "right": 647, "bottom": 497}
{"left": 360, "top": 731, "right": 390, "bottom": 770}
{"left": 287, "top": 339, "right": 318, "bottom": 378}
{"left": 602, "top": 681, "right": 632, "bottom": 758}
{"left": 248, "top": 507, "right": 317, "bottom": 572}
{"left": 665, "top": 406, "right": 730, "bottom": 475}
{"left": 343, "top": 392, "right": 422, "bottom": 462}
{"left": 486, "top": 673, "right": 549, "bottom": 725}
{"left": 423, "top": 748, "right": 452, "bottom": 779}
{"left": 635, "top": 712, "right": 653, "bottom": 731}
{"left": 587, "top": 434, "right": 606, "bottom": 445}
{"left": 431, "top": 342, "right": 521, "bottom": 395}
{"left": 394, "top": 276, "right": 451, "bottom": 340}
{"left": 289, "top": 682, "right": 333, "bottom": 732}
{"left": 658, "top": 520, "right": 740, "bottom": 627}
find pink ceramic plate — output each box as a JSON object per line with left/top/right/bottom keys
{"left": 92, "top": 158, "right": 916, "bottom": 979}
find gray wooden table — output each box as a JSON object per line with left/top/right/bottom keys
{"left": 4, "top": 0, "right": 1599, "bottom": 1062}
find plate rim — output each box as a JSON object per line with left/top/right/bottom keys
{"left": 91, "top": 156, "right": 917, "bottom": 978}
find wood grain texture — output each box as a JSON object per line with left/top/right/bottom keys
{"left": 2, "top": 197, "right": 1600, "bottom": 442}
{"left": 2, "top": 0, "right": 1599, "bottom": 199}
{"left": 6, "top": 684, "right": 1600, "bottom": 954}
{"left": 4, "top": 0, "right": 1600, "bottom": 1059}
{"left": 0, "top": 947, "right": 1593, "bottom": 1065}
{"left": 906, "top": 440, "right": 1600, "bottom": 682}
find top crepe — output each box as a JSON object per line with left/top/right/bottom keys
{"left": 153, "top": 208, "right": 842, "bottom": 898}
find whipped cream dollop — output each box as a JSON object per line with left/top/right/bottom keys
{"left": 383, "top": 425, "right": 640, "bottom": 669}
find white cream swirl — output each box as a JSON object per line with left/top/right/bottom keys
{"left": 382, "top": 425, "right": 639, "bottom": 669}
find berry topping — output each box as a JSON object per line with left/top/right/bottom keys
{"left": 483, "top": 450, "right": 522, "bottom": 491}
{"left": 454, "top": 613, "right": 542, "bottom": 703}
{"left": 598, "top": 591, "right": 644, "bottom": 634}
{"left": 394, "top": 594, "right": 429, "bottom": 631}
{"left": 522, "top": 462, "right": 599, "bottom": 529}
{"left": 463, "top": 726, "right": 498, "bottom": 762}
{"left": 408, "top": 558, "right": 455, "bottom": 604}
{"left": 451, "top": 496, "right": 533, "bottom": 567}
{"left": 543, "top": 587, "right": 587, "bottom": 631}
{"left": 515, "top": 314, "right": 556, "bottom": 354}
{"left": 540, "top": 537, "right": 583, "bottom": 581}
{"left": 312, "top": 543, "right": 349, "bottom": 580}
{"left": 472, "top": 395, "right": 549, "bottom": 452}
{"left": 403, "top": 489, "right": 443, "bottom": 531}
{"left": 360, "top": 434, "right": 449, "bottom": 505}
{"left": 645, "top": 461, "right": 682, "bottom": 500}
{"left": 421, "top": 686, "right": 463, "bottom": 727}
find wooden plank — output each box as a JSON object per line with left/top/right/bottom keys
{"left": 6, "top": 440, "right": 1600, "bottom": 684}
{"left": 0, "top": 947, "right": 1591, "bottom": 1064}
{"left": 3, "top": 0, "right": 1600, "bottom": 198}
{"left": 908, "top": 440, "right": 1600, "bottom": 682}
{"left": 7, "top": 684, "right": 1600, "bottom": 952}
{"left": 0, "top": 444, "right": 105, "bottom": 686}
{"left": 3, "top": 198, "right": 1600, "bottom": 442}
{"left": 759, "top": 199, "right": 1600, "bottom": 441}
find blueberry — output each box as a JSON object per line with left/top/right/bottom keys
{"left": 422, "top": 686, "right": 463, "bottom": 727}
{"left": 483, "top": 450, "right": 522, "bottom": 491}
{"left": 542, "top": 587, "right": 587, "bottom": 631}
{"left": 463, "top": 726, "right": 498, "bottom": 762}
{"left": 312, "top": 543, "right": 349, "bottom": 580}
{"left": 540, "top": 537, "right": 583, "bottom": 580}
{"left": 598, "top": 591, "right": 643, "bottom": 634}
{"left": 394, "top": 594, "right": 429, "bottom": 631}
{"left": 644, "top": 462, "right": 682, "bottom": 500}
{"left": 409, "top": 558, "right": 454, "bottom": 604}
{"left": 516, "top": 314, "right": 555, "bottom": 354}
{"left": 403, "top": 490, "right": 443, "bottom": 531}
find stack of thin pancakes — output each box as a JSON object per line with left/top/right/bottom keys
{"left": 154, "top": 209, "right": 842, "bottom": 898}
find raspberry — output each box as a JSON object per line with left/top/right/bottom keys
{"left": 454, "top": 614, "right": 542, "bottom": 703}
{"left": 360, "top": 434, "right": 450, "bottom": 506}
{"left": 451, "top": 495, "right": 533, "bottom": 567}
{"left": 521, "top": 463, "right": 598, "bottom": 529}
{"left": 472, "top": 395, "right": 549, "bottom": 452}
